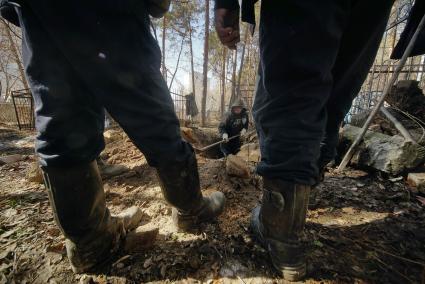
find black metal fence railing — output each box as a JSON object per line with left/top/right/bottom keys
{"left": 170, "top": 91, "right": 187, "bottom": 121}
{"left": 11, "top": 89, "right": 35, "bottom": 131}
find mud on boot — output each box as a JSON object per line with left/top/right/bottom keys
{"left": 172, "top": 192, "right": 226, "bottom": 231}
{"left": 156, "top": 151, "right": 226, "bottom": 232}
{"left": 250, "top": 179, "right": 310, "bottom": 282}
{"left": 65, "top": 215, "right": 125, "bottom": 273}
{"left": 42, "top": 161, "right": 142, "bottom": 273}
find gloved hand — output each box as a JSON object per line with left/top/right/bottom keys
{"left": 146, "top": 0, "right": 171, "bottom": 18}
{"left": 214, "top": 8, "right": 240, "bottom": 50}
{"left": 240, "top": 128, "right": 247, "bottom": 137}
{"left": 222, "top": 133, "right": 229, "bottom": 143}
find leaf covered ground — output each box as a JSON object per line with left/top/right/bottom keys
{"left": 1, "top": 125, "right": 425, "bottom": 284}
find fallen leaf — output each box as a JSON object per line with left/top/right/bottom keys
{"left": 417, "top": 196, "right": 425, "bottom": 206}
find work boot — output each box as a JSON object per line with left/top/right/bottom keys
{"left": 96, "top": 157, "right": 128, "bottom": 178}
{"left": 250, "top": 178, "right": 310, "bottom": 281}
{"left": 42, "top": 161, "right": 129, "bottom": 273}
{"left": 156, "top": 152, "right": 226, "bottom": 231}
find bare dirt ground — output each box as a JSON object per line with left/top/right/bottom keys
{"left": 1, "top": 125, "right": 425, "bottom": 284}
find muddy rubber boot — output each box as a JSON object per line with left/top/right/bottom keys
{"left": 42, "top": 161, "right": 126, "bottom": 273}
{"left": 250, "top": 179, "right": 310, "bottom": 281}
{"left": 156, "top": 152, "right": 226, "bottom": 232}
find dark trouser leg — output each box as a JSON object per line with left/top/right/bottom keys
{"left": 251, "top": 0, "right": 393, "bottom": 280}
{"left": 19, "top": 4, "right": 225, "bottom": 232}
{"left": 253, "top": 0, "right": 351, "bottom": 185}
{"left": 252, "top": 2, "right": 349, "bottom": 278}
{"left": 18, "top": 7, "right": 126, "bottom": 272}
{"left": 318, "top": 0, "right": 394, "bottom": 172}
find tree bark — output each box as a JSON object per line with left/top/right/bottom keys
{"left": 221, "top": 48, "right": 227, "bottom": 117}
{"left": 236, "top": 25, "right": 249, "bottom": 99}
{"left": 201, "top": 0, "right": 210, "bottom": 126}
{"left": 162, "top": 16, "right": 167, "bottom": 82}
{"left": 230, "top": 48, "right": 238, "bottom": 106}
{"left": 4, "top": 21, "right": 28, "bottom": 90}
{"left": 169, "top": 37, "right": 185, "bottom": 90}
{"left": 189, "top": 26, "right": 196, "bottom": 97}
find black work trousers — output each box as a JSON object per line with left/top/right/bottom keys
{"left": 16, "top": 2, "right": 192, "bottom": 168}
{"left": 253, "top": 0, "right": 394, "bottom": 185}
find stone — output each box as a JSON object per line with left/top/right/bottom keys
{"left": 236, "top": 143, "right": 261, "bottom": 163}
{"left": 124, "top": 224, "right": 159, "bottom": 253}
{"left": 104, "top": 129, "right": 123, "bottom": 144}
{"left": 115, "top": 206, "right": 144, "bottom": 231}
{"left": 226, "top": 155, "right": 250, "bottom": 179}
{"left": 98, "top": 163, "right": 128, "bottom": 177}
{"left": 407, "top": 173, "right": 425, "bottom": 193}
{"left": 26, "top": 162, "right": 44, "bottom": 184}
{"left": 341, "top": 125, "right": 425, "bottom": 175}
{"left": 0, "top": 154, "right": 24, "bottom": 165}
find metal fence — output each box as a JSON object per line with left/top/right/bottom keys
{"left": 0, "top": 102, "right": 18, "bottom": 126}
{"left": 11, "top": 89, "right": 35, "bottom": 130}
{"left": 170, "top": 91, "right": 188, "bottom": 122}
{"left": 348, "top": 0, "right": 423, "bottom": 121}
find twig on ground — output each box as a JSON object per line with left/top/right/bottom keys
{"left": 373, "top": 255, "right": 415, "bottom": 283}
{"left": 237, "top": 275, "right": 247, "bottom": 284}
{"left": 343, "top": 235, "right": 425, "bottom": 267}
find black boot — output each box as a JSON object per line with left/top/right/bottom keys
{"left": 42, "top": 161, "right": 126, "bottom": 273}
{"left": 250, "top": 178, "right": 310, "bottom": 281}
{"left": 156, "top": 152, "right": 226, "bottom": 231}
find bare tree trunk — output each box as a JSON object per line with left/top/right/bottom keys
{"left": 189, "top": 26, "right": 196, "bottom": 97}
{"left": 236, "top": 25, "right": 249, "bottom": 99}
{"left": 230, "top": 48, "right": 238, "bottom": 106}
{"left": 169, "top": 37, "right": 185, "bottom": 90}
{"left": 162, "top": 16, "right": 167, "bottom": 82}
{"left": 0, "top": 61, "right": 11, "bottom": 101}
{"left": 4, "top": 21, "right": 28, "bottom": 90}
{"left": 221, "top": 48, "right": 227, "bottom": 116}
{"left": 201, "top": 0, "right": 210, "bottom": 126}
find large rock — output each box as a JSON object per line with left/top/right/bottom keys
{"left": 26, "top": 162, "right": 44, "bottom": 184}
{"left": 341, "top": 125, "right": 425, "bottom": 175}
{"left": 115, "top": 206, "right": 144, "bottom": 231}
{"left": 237, "top": 143, "right": 261, "bottom": 163}
{"left": 226, "top": 154, "right": 250, "bottom": 178}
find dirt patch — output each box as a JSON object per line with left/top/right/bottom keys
{"left": 1, "top": 126, "right": 425, "bottom": 283}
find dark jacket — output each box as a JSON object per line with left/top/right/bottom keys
{"left": 215, "top": 0, "right": 425, "bottom": 58}
{"left": 0, "top": 0, "right": 167, "bottom": 27}
{"left": 218, "top": 110, "right": 249, "bottom": 137}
